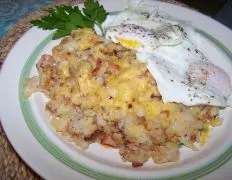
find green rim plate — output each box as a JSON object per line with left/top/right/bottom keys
{"left": 19, "top": 29, "right": 232, "bottom": 180}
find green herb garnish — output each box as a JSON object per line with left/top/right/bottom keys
{"left": 31, "top": 0, "right": 108, "bottom": 39}
{"left": 178, "top": 143, "right": 184, "bottom": 148}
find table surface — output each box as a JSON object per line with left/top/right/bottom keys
{"left": 0, "top": 0, "right": 231, "bottom": 179}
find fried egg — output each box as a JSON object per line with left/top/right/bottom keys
{"left": 98, "top": 4, "right": 232, "bottom": 107}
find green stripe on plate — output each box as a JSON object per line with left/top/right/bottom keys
{"left": 19, "top": 29, "right": 232, "bottom": 180}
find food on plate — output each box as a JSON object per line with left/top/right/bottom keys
{"left": 25, "top": 29, "right": 222, "bottom": 166}
{"left": 26, "top": 1, "right": 231, "bottom": 167}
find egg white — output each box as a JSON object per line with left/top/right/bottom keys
{"left": 98, "top": 3, "right": 231, "bottom": 107}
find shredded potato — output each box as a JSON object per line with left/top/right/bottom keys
{"left": 26, "top": 29, "right": 221, "bottom": 166}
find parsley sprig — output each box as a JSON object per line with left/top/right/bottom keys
{"left": 31, "top": 0, "right": 108, "bottom": 39}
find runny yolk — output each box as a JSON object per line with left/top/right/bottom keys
{"left": 116, "top": 37, "right": 141, "bottom": 47}
{"left": 200, "top": 127, "right": 210, "bottom": 147}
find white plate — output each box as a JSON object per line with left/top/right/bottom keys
{"left": 1, "top": 0, "right": 232, "bottom": 179}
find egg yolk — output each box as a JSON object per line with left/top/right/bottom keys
{"left": 116, "top": 37, "right": 141, "bottom": 48}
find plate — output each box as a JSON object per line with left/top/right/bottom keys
{"left": 1, "top": 0, "right": 232, "bottom": 179}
